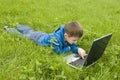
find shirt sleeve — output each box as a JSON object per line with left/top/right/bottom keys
{"left": 70, "top": 44, "right": 78, "bottom": 54}
{"left": 50, "top": 40, "right": 71, "bottom": 54}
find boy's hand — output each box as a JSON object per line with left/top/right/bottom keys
{"left": 78, "top": 48, "right": 86, "bottom": 59}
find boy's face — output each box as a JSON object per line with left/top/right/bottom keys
{"left": 64, "top": 33, "right": 79, "bottom": 44}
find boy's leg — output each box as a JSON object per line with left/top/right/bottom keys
{"left": 28, "top": 31, "right": 47, "bottom": 42}
{"left": 16, "top": 25, "right": 47, "bottom": 42}
{"left": 4, "top": 25, "right": 47, "bottom": 42}
{"left": 16, "top": 25, "right": 33, "bottom": 34}
{"left": 3, "top": 26, "right": 21, "bottom": 34}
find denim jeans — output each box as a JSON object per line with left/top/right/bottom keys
{"left": 6, "top": 25, "right": 47, "bottom": 42}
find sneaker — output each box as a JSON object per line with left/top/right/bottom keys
{"left": 3, "top": 26, "right": 8, "bottom": 30}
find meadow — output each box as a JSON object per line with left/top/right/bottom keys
{"left": 0, "top": 0, "right": 120, "bottom": 80}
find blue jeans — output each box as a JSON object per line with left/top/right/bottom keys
{"left": 6, "top": 25, "right": 47, "bottom": 42}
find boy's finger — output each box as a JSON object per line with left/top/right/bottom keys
{"left": 81, "top": 55, "right": 84, "bottom": 59}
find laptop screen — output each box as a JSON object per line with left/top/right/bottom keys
{"left": 84, "top": 34, "right": 112, "bottom": 66}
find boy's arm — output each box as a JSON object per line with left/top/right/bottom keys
{"left": 51, "top": 40, "right": 71, "bottom": 54}
{"left": 70, "top": 44, "right": 78, "bottom": 54}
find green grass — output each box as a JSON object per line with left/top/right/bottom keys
{"left": 0, "top": 0, "right": 120, "bottom": 80}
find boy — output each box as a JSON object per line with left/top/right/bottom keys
{"left": 4, "top": 21, "right": 86, "bottom": 59}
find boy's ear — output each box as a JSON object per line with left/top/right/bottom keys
{"left": 64, "top": 33, "right": 68, "bottom": 37}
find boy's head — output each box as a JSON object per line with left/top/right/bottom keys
{"left": 64, "top": 21, "right": 83, "bottom": 44}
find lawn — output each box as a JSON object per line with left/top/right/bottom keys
{"left": 0, "top": 0, "right": 120, "bottom": 80}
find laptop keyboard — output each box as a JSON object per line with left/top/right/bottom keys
{"left": 69, "top": 55, "right": 87, "bottom": 67}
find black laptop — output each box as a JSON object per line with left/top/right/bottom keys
{"left": 64, "top": 33, "right": 112, "bottom": 69}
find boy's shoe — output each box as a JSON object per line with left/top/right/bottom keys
{"left": 3, "top": 26, "right": 8, "bottom": 30}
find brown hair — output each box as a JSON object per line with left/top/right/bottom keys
{"left": 64, "top": 21, "right": 83, "bottom": 37}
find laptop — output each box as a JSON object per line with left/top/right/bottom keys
{"left": 64, "top": 33, "right": 112, "bottom": 69}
